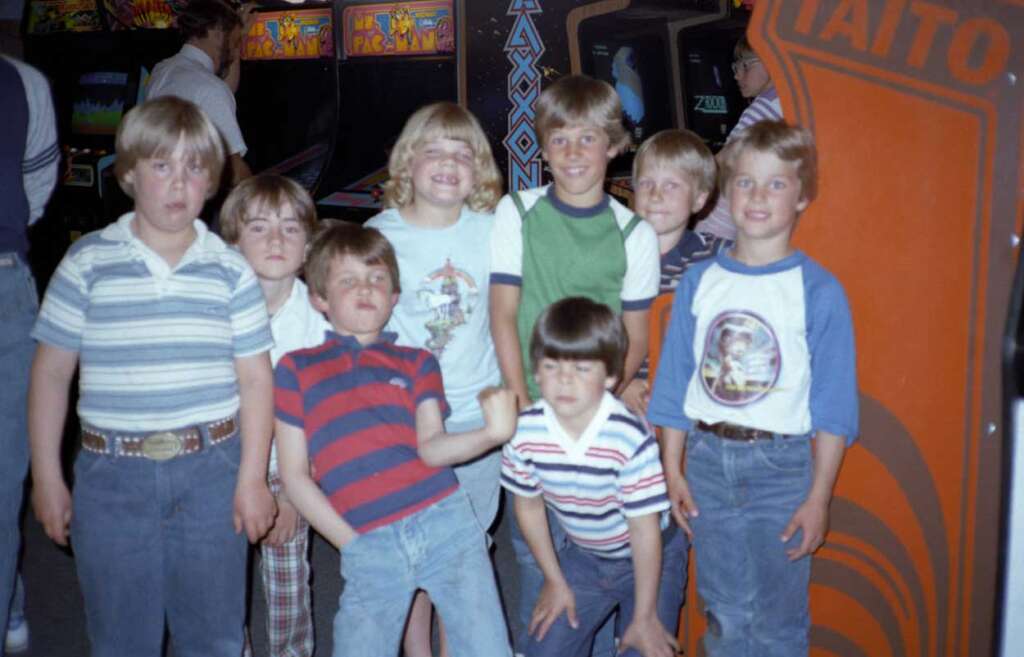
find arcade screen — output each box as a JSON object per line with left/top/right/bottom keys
{"left": 678, "top": 34, "right": 746, "bottom": 152}
{"left": 585, "top": 34, "right": 672, "bottom": 173}
{"left": 71, "top": 71, "right": 132, "bottom": 136}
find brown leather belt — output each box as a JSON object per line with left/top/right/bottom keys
{"left": 81, "top": 417, "right": 237, "bottom": 461}
{"left": 696, "top": 420, "right": 789, "bottom": 442}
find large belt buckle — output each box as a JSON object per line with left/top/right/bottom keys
{"left": 141, "top": 431, "right": 183, "bottom": 460}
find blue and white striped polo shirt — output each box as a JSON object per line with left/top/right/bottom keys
{"left": 501, "top": 392, "right": 670, "bottom": 559}
{"left": 33, "top": 213, "right": 273, "bottom": 431}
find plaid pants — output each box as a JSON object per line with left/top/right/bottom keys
{"left": 260, "top": 477, "right": 314, "bottom": 657}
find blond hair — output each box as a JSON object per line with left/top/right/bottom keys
{"left": 114, "top": 96, "right": 225, "bottom": 198}
{"left": 535, "top": 75, "right": 629, "bottom": 155}
{"left": 219, "top": 174, "right": 318, "bottom": 244}
{"left": 305, "top": 220, "right": 401, "bottom": 299}
{"left": 718, "top": 120, "right": 818, "bottom": 203}
{"left": 381, "top": 102, "right": 503, "bottom": 213}
{"left": 633, "top": 129, "right": 716, "bottom": 198}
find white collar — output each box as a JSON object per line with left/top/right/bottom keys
{"left": 180, "top": 43, "right": 216, "bottom": 73}
{"left": 540, "top": 391, "right": 617, "bottom": 461}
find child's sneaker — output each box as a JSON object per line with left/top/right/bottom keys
{"left": 4, "top": 617, "right": 28, "bottom": 654}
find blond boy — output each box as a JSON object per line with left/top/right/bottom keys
{"left": 29, "top": 97, "right": 275, "bottom": 657}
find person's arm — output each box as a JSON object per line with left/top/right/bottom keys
{"left": 617, "top": 308, "right": 650, "bottom": 395}
{"left": 229, "top": 153, "right": 252, "bottom": 184}
{"left": 233, "top": 352, "right": 277, "bottom": 542}
{"left": 490, "top": 284, "right": 529, "bottom": 406}
{"left": 28, "top": 343, "right": 78, "bottom": 546}
{"left": 618, "top": 513, "right": 678, "bottom": 657}
{"left": 780, "top": 430, "right": 845, "bottom": 560}
{"left": 514, "top": 494, "right": 577, "bottom": 641}
{"left": 276, "top": 418, "right": 357, "bottom": 549}
{"left": 417, "top": 387, "right": 517, "bottom": 467}
{"left": 17, "top": 60, "right": 59, "bottom": 224}
{"left": 659, "top": 426, "right": 697, "bottom": 536}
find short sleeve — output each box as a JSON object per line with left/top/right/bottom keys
{"left": 274, "top": 355, "right": 304, "bottom": 428}
{"left": 32, "top": 251, "right": 89, "bottom": 351}
{"left": 412, "top": 351, "right": 450, "bottom": 419}
{"left": 621, "top": 218, "right": 660, "bottom": 311}
{"left": 500, "top": 439, "right": 542, "bottom": 497}
{"left": 489, "top": 193, "right": 523, "bottom": 287}
{"left": 195, "top": 85, "right": 247, "bottom": 157}
{"left": 805, "top": 270, "right": 859, "bottom": 443}
{"left": 228, "top": 260, "right": 273, "bottom": 357}
{"left": 617, "top": 432, "right": 669, "bottom": 517}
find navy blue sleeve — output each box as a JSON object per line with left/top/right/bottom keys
{"left": 804, "top": 263, "right": 859, "bottom": 443}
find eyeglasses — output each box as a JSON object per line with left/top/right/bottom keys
{"left": 731, "top": 58, "right": 761, "bottom": 75}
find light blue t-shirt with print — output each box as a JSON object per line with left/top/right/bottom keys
{"left": 366, "top": 207, "right": 501, "bottom": 430}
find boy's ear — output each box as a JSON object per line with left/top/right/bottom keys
{"left": 605, "top": 375, "right": 617, "bottom": 391}
{"left": 310, "top": 291, "right": 329, "bottom": 314}
{"left": 796, "top": 195, "right": 810, "bottom": 214}
{"left": 695, "top": 190, "right": 711, "bottom": 212}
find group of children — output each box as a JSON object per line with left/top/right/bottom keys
{"left": 26, "top": 66, "right": 857, "bottom": 657}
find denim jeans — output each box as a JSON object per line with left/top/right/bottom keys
{"left": 521, "top": 523, "right": 688, "bottom": 657}
{"left": 686, "top": 428, "right": 813, "bottom": 657}
{"left": 505, "top": 501, "right": 618, "bottom": 657}
{"left": 71, "top": 435, "right": 248, "bottom": 657}
{"left": 332, "top": 487, "right": 511, "bottom": 657}
{"left": 0, "top": 255, "right": 36, "bottom": 657}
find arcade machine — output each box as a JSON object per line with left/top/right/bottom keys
{"left": 235, "top": 1, "right": 339, "bottom": 196}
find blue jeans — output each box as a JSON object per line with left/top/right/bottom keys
{"left": 522, "top": 523, "right": 688, "bottom": 657}
{"left": 71, "top": 436, "right": 248, "bottom": 657}
{"left": 686, "top": 428, "right": 813, "bottom": 657}
{"left": 506, "top": 501, "right": 618, "bottom": 656}
{"left": 0, "top": 255, "right": 36, "bottom": 657}
{"left": 332, "top": 488, "right": 511, "bottom": 657}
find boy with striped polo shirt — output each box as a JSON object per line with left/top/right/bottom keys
{"left": 273, "top": 221, "right": 515, "bottom": 657}
{"left": 29, "top": 97, "right": 276, "bottom": 657}
{"left": 501, "top": 297, "right": 686, "bottom": 657}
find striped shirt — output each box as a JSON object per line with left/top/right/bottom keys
{"left": 274, "top": 332, "right": 458, "bottom": 533}
{"left": 501, "top": 392, "right": 669, "bottom": 559}
{"left": 32, "top": 213, "right": 272, "bottom": 431}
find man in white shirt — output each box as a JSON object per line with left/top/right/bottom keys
{"left": 148, "top": 0, "right": 252, "bottom": 184}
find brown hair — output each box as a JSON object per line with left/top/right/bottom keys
{"left": 305, "top": 220, "right": 401, "bottom": 299}
{"left": 633, "top": 129, "right": 716, "bottom": 198}
{"left": 219, "top": 174, "right": 318, "bottom": 244}
{"left": 114, "top": 96, "right": 225, "bottom": 198}
{"left": 718, "top": 120, "right": 818, "bottom": 203}
{"left": 530, "top": 297, "right": 627, "bottom": 380}
{"left": 382, "top": 102, "right": 503, "bottom": 213}
{"left": 535, "top": 74, "right": 629, "bottom": 155}
{"left": 177, "top": 0, "right": 242, "bottom": 41}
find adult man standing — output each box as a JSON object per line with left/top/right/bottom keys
{"left": 147, "top": 0, "right": 251, "bottom": 183}
{"left": 0, "top": 53, "right": 59, "bottom": 657}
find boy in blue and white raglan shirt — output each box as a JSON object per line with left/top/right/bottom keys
{"left": 648, "top": 120, "right": 858, "bottom": 657}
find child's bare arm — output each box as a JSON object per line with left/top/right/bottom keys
{"left": 660, "top": 426, "right": 697, "bottom": 536}
{"left": 514, "top": 494, "right": 577, "bottom": 641}
{"left": 416, "top": 388, "right": 517, "bottom": 467}
{"left": 276, "top": 418, "right": 358, "bottom": 549}
{"left": 234, "top": 352, "right": 277, "bottom": 542}
{"left": 28, "top": 343, "right": 78, "bottom": 546}
{"left": 619, "top": 309, "right": 650, "bottom": 393}
{"left": 782, "top": 430, "right": 846, "bottom": 560}
{"left": 619, "top": 513, "right": 678, "bottom": 657}
{"left": 490, "top": 284, "right": 530, "bottom": 405}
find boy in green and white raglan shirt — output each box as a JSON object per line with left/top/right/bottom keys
{"left": 488, "top": 74, "right": 660, "bottom": 656}
{"left": 489, "top": 74, "right": 659, "bottom": 407}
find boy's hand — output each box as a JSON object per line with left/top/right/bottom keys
{"left": 479, "top": 386, "right": 518, "bottom": 444}
{"left": 665, "top": 472, "right": 698, "bottom": 538}
{"left": 234, "top": 478, "right": 277, "bottom": 543}
{"left": 528, "top": 577, "right": 577, "bottom": 642}
{"left": 32, "top": 479, "right": 72, "bottom": 546}
{"left": 263, "top": 493, "right": 302, "bottom": 547}
{"left": 781, "top": 496, "right": 829, "bottom": 560}
{"left": 619, "top": 378, "right": 649, "bottom": 416}
{"left": 619, "top": 612, "right": 678, "bottom": 657}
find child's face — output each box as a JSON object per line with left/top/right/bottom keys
{"left": 311, "top": 254, "right": 398, "bottom": 344}
{"left": 542, "top": 124, "right": 617, "bottom": 208}
{"left": 535, "top": 358, "right": 615, "bottom": 430}
{"left": 124, "top": 138, "right": 210, "bottom": 238}
{"left": 634, "top": 163, "right": 710, "bottom": 240}
{"left": 728, "top": 148, "right": 808, "bottom": 246}
{"left": 409, "top": 137, "right": 476, "bottom": 210}
{"left": 733, "top": 56, "right": 771, "bottom": 99}
{"left": 236, "top": 200, "right": 307, "bottom": 283}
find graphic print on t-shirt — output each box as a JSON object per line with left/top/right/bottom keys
{"left": 700, "top": 310, "right": 781, "bottom": 405}
{"left": 417, "top": 257, "right": 479, "bottom": 357}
